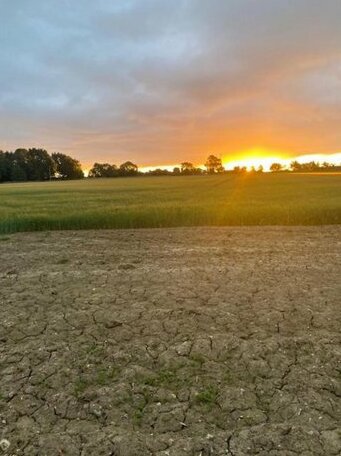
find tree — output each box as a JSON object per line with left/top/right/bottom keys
{"left": 0, "top": 148, "right": 83, "bottom": 182}
{"left": 25, "top": 148, "right": 56, "bottom": 180}
{"left": 173, "top": 167, "right": 181, "bottom": 175}
{"left": 12, "top": 149, "right": 29, "bottom": 178}
{"left": 180, "top": 162, "right": 203, "bottom": 175}
{"left": 88, "top": 163, "right": 118, "bottom": 178}
{"left": 270, "top": 163, "right": 283, "bottom": 172}
{"left": 52, "top": 153, "right": 84, "bottom": 179}
{"left": 290, "top": 160, "right": 320, "bottom": 173}
{"left": 11, "top": 163, "right": 27, "bottom": 181}
{"left": 304, "top": 161, "right": 320, "bottom": 172}
{"left": 119, "top": 161, "right": 138, "bottom": 176}
{"left": 180, "top": 162, "right": 195, "bottom": 175}
{"left": 146, "top": 168, "right": 171, "bottom": 176}
{"left": 290, "top": 161, "right": 301, "bottom": 172}
{"left": 233, "top": 166, "right": 247, "bottom": 174}
{"left": 205, "top": 155, "right": 224, "bottom": 174}
{"left": 0, "top": 151, "right": 11, "bottom": 182}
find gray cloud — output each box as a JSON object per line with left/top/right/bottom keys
{"left": 0, "top": 0, "right": 340, "bottom": 165}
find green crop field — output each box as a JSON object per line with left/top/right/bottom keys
{"left": 0, "top": 174, "right": 340, "bottom": 233}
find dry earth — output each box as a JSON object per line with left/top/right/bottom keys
{"left": 0, "top": 227, "right": 340, "bottom": 456}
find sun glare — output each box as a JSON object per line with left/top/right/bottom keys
{"left": 223, "top": 148, "right": 287, "bottom": 171}
{"left": 223, "top": 150, "right": 341, "bottom": 172}
{"left": 123, "top": 151, "right": 341, "bottom": 174}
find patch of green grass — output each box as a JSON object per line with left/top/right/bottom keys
{"left": 74, "top": 376, "right": 88, "bottom": 398}
{"left": 223, "top": 370, "right": 234, "bottom": 385}
{"left": 132, "top": 398, "right": 149, "bottom": 426}
{"left": 96, "top": 367, "right": 120, "bottom": 386}
{"left": 137, "top": 364, "right": 193, "bottom": 390}
{"left": 128, "top": 389, "right": 152, "bottom": 427}
{"left": 86, "top": 343, "right": 105, "bottom": 356}
{"left": 196, "top": 385, "right": 219, "bottom": 406}
{"left": 141, "top": 368, "right": 178, "bottom": 387}
{"left": 0, "top": 174, "right": 340, "bottom": 233}
{"left": 132, "top": 408, "right": 144, "bottom": 426}
{"left": 73, "top": 366, "right": 120, "bottom": 398}
{"left": 0, "top": 236, "right": 10, "bottom": 241}
{"left": 190, "top": 353, "right": 206, "bottom": 366}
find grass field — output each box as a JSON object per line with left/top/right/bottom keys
{"left": 0, "top": 173, "right": 340, "bottom": 233}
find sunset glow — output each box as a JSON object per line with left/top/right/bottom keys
{"left": 224, "top": 152, "right": 341, "bottom": 172}
{"left": 139, "top": 152, "right": 341, "bottom": 173}
{"left": 222, "top": 148, "right": 286, "bottom": 171}
{"left": 0, "top": 1, "right": 340, "bottom": 167}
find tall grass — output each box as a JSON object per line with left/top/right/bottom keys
{"left": 0, "top": 174, "right": 340, "bottom": 233}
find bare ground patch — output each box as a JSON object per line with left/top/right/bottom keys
{"left": 0, "top": 227, "right": 340, "bottom": 455}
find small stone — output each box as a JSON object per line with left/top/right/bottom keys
{"left": 175, "top": 341, "right": 192, "bottom": 356}
{"left": 0, "top": 439, "right": 10, "bottom": 451}
{"left": 105, "top": 320, "right": 122, "bottom": 329}
{"left": 89, "top": 403, "right": 102, "bottom": 417}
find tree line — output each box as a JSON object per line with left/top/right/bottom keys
{"left": 88, "top": 155, "right": 224, "bottom": 177}
{"left": 1, "top": 149, "right": 339, "bottom": 183}
{"left": 88, "top": 161, "right": 139, "bottom": 177}
{"left": 0, "top": 149, "right": 84, "bottom": 183}
{"left": 279, "top": 161, "right": 341, "bottom": 173}
{"left": 90, "top": 155, "right": 341, "bottom": 177}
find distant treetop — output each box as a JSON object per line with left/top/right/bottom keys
{"left": 0, "top": 149, "right": 84, "bottom": 183}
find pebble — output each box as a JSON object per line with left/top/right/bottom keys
{"left": 0, "top": 440, "right": 10, "bottom": 451}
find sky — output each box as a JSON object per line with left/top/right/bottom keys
{"left": 0, "top": 0, "right": 340, "bottom": 168}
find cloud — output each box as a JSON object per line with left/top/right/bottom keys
{"left": 0, "top": 0, "right": 340, "bottom": 165}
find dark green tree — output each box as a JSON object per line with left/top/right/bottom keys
{"left": 52, "top": 153, "right": 84, "bottom": 179}
{"left": 88, "top": 163, "right": 118, "bottom": 178}
{"left": 11, "top": 163, "right": 27, "bottom": 181}
{"left": 0, "top": 151, "right": 11, "bottom": 182}
{"left": 25, "top": 148, "right": 56, "bottom": 180}
{"left": 12, "top": 149, "right": 29, "bottom": 178}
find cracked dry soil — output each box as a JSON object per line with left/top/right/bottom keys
{"left": 0, "top": 227, "right": 340, "bottom": 456}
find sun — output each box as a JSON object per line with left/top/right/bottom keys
{"left": 223, "top": 148, "right": 288, "bottom": 171}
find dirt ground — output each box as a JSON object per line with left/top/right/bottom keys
{"left": 0, "top": 227, "right": 340, "bottom": 456}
